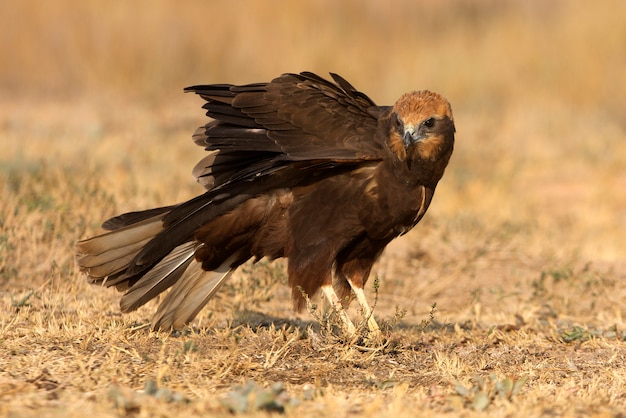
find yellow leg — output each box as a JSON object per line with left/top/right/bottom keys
{"left": 321, "top": 285, "right": 356, "bottom": 335}
{"left": 347, "top": 279, "right": 380, "bottom": 333}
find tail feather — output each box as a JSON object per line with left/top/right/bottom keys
{"left": 77, "top": 236, "right": 153, "bottom": 269}
{"left": 151, "top": 254, "right": 237, "bottom": 329}
{"left": 77, "top": 216, "right": 164, "bottom": 255}
{"left": 76, "top": 215, "right": 165, "bottom": 283}
{"left": 120, "top": 241, "right": 197, "bottom": 313}
{"left": 76, "top": 206, "right": 240, "bottom": 330}
{"left": 102, "top": 206, "right": 175, "bottom": 230}
{"left": 83, "top": 251, "right": 139, "bottom": 280}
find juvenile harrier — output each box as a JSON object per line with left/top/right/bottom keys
{"left": 76, "top": 72, "right": 455, "bottom": 333}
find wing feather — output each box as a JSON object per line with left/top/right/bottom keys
{"left": 185, "top": 72, "right": 388, "bottom": 163}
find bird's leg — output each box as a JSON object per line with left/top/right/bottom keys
{"left": 347, "top": 278, "right": 381, "bottom": 334}
{"left": 320, "top": 285, "right": 356, "bottom": 335}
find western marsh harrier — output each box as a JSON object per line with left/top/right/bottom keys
{"left": 76, "top": 72, "right": 455, "bottom": 333}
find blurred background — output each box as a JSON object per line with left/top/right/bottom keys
{"left": 2, "top": 0, "right": 625, "bottom": 106}
{"left": 1, "top": 0, "right": 625, "bottom": 275}
{"left": 2, "top": 3, "right": 626, "bottom": 412}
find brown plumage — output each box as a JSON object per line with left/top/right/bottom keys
{"left": 75, "top": 72, "right": 455, "bottom": 332}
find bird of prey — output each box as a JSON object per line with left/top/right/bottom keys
{"left": 76, "top": 72, "right": 455, "bottom": 334}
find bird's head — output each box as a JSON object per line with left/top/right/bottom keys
{"left": 387, "top": 91, "right": 455, "bottom": 163}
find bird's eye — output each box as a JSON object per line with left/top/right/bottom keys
{"left": 423, "top": 118, "right": 435, "bottom": 128}
{"left": 394, "top": 114, "right": 404, "bottom": 131}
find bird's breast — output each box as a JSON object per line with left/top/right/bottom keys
{"left": 360, "top": 165, "right": 434, "bottom": 240}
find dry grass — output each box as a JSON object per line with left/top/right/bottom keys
{"left": 2, "top": 0, "right": 626, "bottom": 416}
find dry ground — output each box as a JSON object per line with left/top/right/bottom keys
{"left": 1, "top": 1, "right": 626, "bottom": 417}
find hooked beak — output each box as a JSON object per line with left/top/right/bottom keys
{"left": 402, "top": 125, "right": 422, "bottom": 147}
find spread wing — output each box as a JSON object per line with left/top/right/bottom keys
{"left": 185, "top": 72, "right": 391, "bottom": 191}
